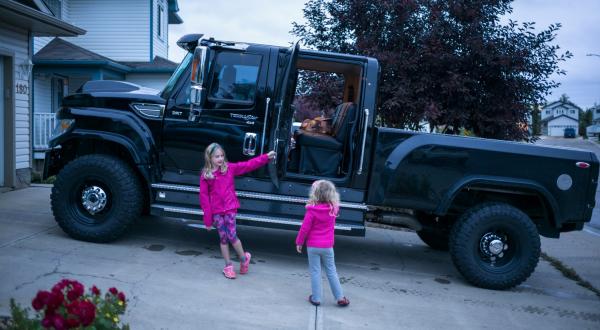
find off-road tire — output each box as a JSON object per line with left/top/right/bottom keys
{"left": 449, "top": 202, "right": 540, "bottom": 290}
{"left": 51, "top": 154, "right": 143, "bottom": 243}
{"left": 417, "top": 229, "right": 450, "bottom": 251}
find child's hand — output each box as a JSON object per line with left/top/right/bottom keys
{"left": 267, "top": 150, "right": 276, "bottom": 160}
{"left": 296, "top": 245, "right": 302, "bottom": 254}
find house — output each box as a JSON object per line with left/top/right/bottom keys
{"left": 586, "top": 104, "right": 600, "bottom": 137}
{"left": 540, "top": 99, "right": 580, "bottom": 137}
{"left": 31, "top": 0, "right": 183, "bottom": 169}
{"left": 0, "top": 0, "right": 85, "bottom": 189}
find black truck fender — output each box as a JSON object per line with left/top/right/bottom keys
{"left": 45, "top": 107, "right": 160, "bottom": 187}
{"left": 436, "top": 175, "right": 560, "bottom": 234}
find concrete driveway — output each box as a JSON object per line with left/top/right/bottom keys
{"left": 1, "top": 186, "right": 599, "bottom": 329}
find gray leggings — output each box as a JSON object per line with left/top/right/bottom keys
{"left": 307, "top": 247, "right": 344, "bottom": 302}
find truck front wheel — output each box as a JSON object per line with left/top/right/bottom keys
{"left": 51, "top": 154, "right": 143, "bottom": 243}
{"left": 449, "top": 203, "right": 540, "bottom": 290}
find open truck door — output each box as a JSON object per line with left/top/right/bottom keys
{"left": 268, "top": 41, "right": 300, "bottom": 188}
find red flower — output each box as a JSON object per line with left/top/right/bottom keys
{"left": 52, "top": 314, "right": 66, "bottom": 330}
{"left": 41, "top": 316, "right": 53, "bottom": 328}
{"left": 90, "top": 285, "right": 100, "bottom": 296}
{"left": 77, "top": 300, "right": 96, "bottom": 326}
{"left": 66, "top": 282, "right": 84, "bottom": 301}
{"left": 31, "top": 290, "right": 51, "bottom": 311}
{"left": 46, "top": 291, "right": 64, "bottom": 312}
{"left": 109, "top": 287, "right": 118, "bottom": 295}
{"left": 117, "top": 292, "right": 126, "bottom": 302}
{"left": 65, "top": 317, "right": 80, "bottom": 328}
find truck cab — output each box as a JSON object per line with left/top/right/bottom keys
{"left": 151, "top": 35, "right": 380, "bottom": 235}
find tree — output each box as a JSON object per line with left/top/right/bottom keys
{"left": 292, "top": 0, "right": 572, "bottom": 141}
{"left": 580, "top": 108, "right": 593, "bottom": 137}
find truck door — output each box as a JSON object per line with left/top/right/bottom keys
{"left": 162, "top": 45, "right": 272, "bottom": 182}
{"left": 267, "top": 41, "right": 300, "bottom": 188}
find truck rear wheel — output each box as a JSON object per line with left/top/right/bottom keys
{"left": 51, "top": 154, "right": 143, "bottom": 243}
{"left": 416, "top": 229, "right": 449, "bottom": 251}
{"left": 449, "top": 203, "right": 540, "bottom": 290}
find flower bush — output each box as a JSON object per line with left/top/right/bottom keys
{"left": 8, "top": 279, "right": 129, "bottom": 330}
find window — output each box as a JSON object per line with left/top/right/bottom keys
{"left": 44, "top": 0, "right": 62, "bottom": 19}
{"left": 207, "top": 52, "right": 261, "bottom": 104}
{"left": 293, "top": 70, "right": 345, "bottom": 121}
{"left": 157, "top": 4, "right": 165, "bottom": 39}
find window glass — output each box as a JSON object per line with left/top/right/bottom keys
{"left": 208, "top": 52, "right": 261, "bottom": 103}
{"left": 158, "top": 5, "right": 164, "bottom": 38}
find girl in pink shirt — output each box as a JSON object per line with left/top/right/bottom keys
{"left": 200, "top": 143, "right": 276, "bottom": 279}
{"left": 296, "top": 180, "right": 350, "bottom": 307}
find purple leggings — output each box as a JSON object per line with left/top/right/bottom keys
{"left": 213, "top": 213, "right": 238, "bottom": 245}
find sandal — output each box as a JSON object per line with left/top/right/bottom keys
{"left": 240, "top": 252, "right": 251, "bottom": 274}
{"left": 223, "top": 264, "right": 236, "bottom": 279}
{"left": 337, "top": 297, "right": 350, "bottom": 307}
{"left": 308, "top": 295, "right": 320, "bottom": 306}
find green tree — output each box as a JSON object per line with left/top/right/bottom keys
{"left": 580, "top": 108, "right": 593, "bottom": 137}
{"left": 292, "top": 0, "right": 572, "bottom": 141}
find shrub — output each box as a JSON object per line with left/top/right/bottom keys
{"left": 8, "top": 279, "right": 129, "bottom": 330}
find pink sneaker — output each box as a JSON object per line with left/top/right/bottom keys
{"left": 223, "top": 264, "right": 236, "bottom": 279}
{"left": 240, "top": 252, "right": 251, "bottom": 274}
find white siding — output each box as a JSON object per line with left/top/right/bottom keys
{"left": 152, "top": 0, "right": 168, "bottom": 59}
{"left": 65, "top": 0, "right": 150, "bottom": 61}
{"left": 34, "top": 76, "right": 52, "bottom": 113}
{"left": 34, "top": 0, "right": 71, "bottom": 53}
{"left": 548, "top": 116, "right": 579, "bottom": 137}
{"left": 34, "top": 37, "right": 54, "bottom": 53}
{"left": 126, "top": 73, "right": 170, "bottom": 91}
{"left": 542, "top": 102, "right": 579, "bottom": 121}
{"left": 0, "top": 23, "right": 31, "bottom": 170}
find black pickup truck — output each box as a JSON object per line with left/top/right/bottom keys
{"left": 44, "top": 34, "right": 598, "bottom": 290}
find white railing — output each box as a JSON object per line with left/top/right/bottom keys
{"left": 33, "top": 113, "right": 56, "bottom": 150}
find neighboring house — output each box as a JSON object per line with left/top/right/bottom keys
{"left": 540, "top": 100, "right": 580, "bottom": 137}
{"left": 586, "top": 104, "right": 600, "bottom": 137}
{"left": 0, "top": 0, "right": 85, "bottom": 189}
{"left": 31, "top": 0, "right": 183, "bottom": 168}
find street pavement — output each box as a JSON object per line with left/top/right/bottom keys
{"left": 1, "top": 181, "right": 599, "bottom": 329}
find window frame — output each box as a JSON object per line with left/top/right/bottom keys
{"left": 157, "top": 3, "right": 165, "bottom": 40}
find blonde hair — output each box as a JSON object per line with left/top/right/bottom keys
{"left": 202, "top": 143, "right": 228, "bottom": 179}
{"left": 308, "top": 180, "right": 340, "bottom": 217}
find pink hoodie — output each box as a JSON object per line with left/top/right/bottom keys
{"left": 295, "top": 204, "right": 338, "bottom": 248}
{"left": 199, "top": 154, "right": 269, "bottom": 227}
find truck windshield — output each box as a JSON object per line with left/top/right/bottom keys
{"left": 160, "top": 52, "right": 193, "bottom": 99}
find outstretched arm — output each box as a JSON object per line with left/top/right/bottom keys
{"left": 230, "top": 151, "right": 275, "bottom": 176}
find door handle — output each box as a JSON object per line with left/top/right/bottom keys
{"left": 243, "top": 132, "right": 257, "bottom": 156}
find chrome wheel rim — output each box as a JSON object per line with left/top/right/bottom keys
{"left": 81, "top": 185, "right": 108, "bottom": 215}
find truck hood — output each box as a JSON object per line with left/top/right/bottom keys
{"left": 65, "top": 80, "right": 165, "bottom": 105}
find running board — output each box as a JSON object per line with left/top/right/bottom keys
{"left": 151, "top": 183, "right": 369, "bottom": 211}
{"left": 150, "top": 204, "right": 365, "bottom": 236}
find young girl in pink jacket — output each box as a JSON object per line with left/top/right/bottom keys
{"left": 296, "top": 180, "right": 350, "bottom": 307}
{"left": 199, "top": 143, "right": 276, "bottom": 279}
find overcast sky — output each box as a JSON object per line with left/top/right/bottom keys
{"left": 168, "top": 0, "right": 600, "bottom": 109}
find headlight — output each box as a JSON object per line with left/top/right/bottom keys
{"left": 52, "top": 119, "right": 75, "bottom": 137}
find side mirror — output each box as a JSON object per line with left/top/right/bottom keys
{"left": 189, "top": 46, "right": 208, "bottom": 122}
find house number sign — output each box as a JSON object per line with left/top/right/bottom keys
{"left": 16, "top": 83, "right": 29, "bottom": 95}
